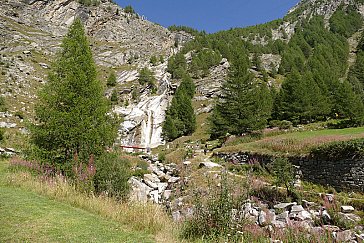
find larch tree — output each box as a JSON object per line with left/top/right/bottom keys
{"left": 30, "top": 19, "right": 117, "bottom": 168}
{"left": 209, "top": 54, "right": 273, "bottom": 139}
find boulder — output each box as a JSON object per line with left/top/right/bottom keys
{"left": 157, "top": 182, "right": 168, "bottom": 193}
{"left": 336, "top": 230, "right": 353, "bottom": 242}
{"left": 199, "top": 161, "right": 222, "bottom": 169}
{"left": 296, "top": 210, "right": 312, "bottom": 221}
{"left": 168, "top": 176, "right": 180, "bottom": 183}
{"left": 163, "top": 190, "right": 172, "bottom": 200}
{"left": 274, "top": 202, "right": 296, "bottom": 210}
{"left": 128, "top": 177, "right": 152, "bottom": 203}
{"left": 276, "top": 211, "right": 289, "bottom": 222}
{"left": 271, "top": 220, "right": 286, "bottom": 228}
{"left": 341, "top": 206, "right": 355, "bottom": 213}
{"left": 258, "top": 210, "right": 267, "bottom": 226}
{"left": 291, "top": 205, "right": 304, "bottom": 213}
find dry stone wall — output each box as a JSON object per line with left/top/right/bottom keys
{"left": 215, "top": 152, "right": 364, "bottom": 192}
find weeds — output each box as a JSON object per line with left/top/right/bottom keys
{"left": 5, "top": 163, "right": 176, "bottom": 239}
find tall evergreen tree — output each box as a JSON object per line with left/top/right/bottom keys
{"left": 162, "top": 75, "right": 196, "bottom": 141}
{"left": 30, "top": 19, "right": 117, "bottom": 167}
{"left": 210, "top": 54, "right": 272, "bottom": 138}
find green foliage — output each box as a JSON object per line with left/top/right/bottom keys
{"left": 162, "top": 75, "right": 196, "bottom": 141}
{"left": 181, "top": 173, "right": 236, "bottom": 240}
{"left": 167, "top": 52, "right": 187, "bottom": 79}
{"left": 124, "top": 5, "right": 136, "bottom": 14}
{"left": 189, "top": 49, "right": 221, "bottom": 78}
{"left": 110, "top": 89, "right": 118, "bottom": 103}
{"left": 93, "top": 152, "right": 131, "bottom": 200}
{"left": 0, "top": 128, "right": 4, "bottom": 142}
{"left": 329, "top": 5, "right": 363, "bottom": 38}
{"left": 310, "top": 138, "right": 364, "bottom": 161}
{"left": 168, "top": 25, "right": 202, "bottom": 36}
{"left": 106, "top": 71, "right": 117, "bottom": 87}
{"left": 149, "top": 55, "right": 158, "bottom": 66}
{"left": 78, "top": 0, "right": 100, "bottom": 6}
{"left": 269, "top": 120, "right": 292, "bottom": 130}
{"left": 0, "top": 96, "right": 6, "bottom": 112}
{"left": 210, "top": 54, "right": 273, "bottom": 138}
{"left": 275, "top": 16, "right": 360, "bottom": 125}
{"left": 158, "top": 152, "right": 166, "bottom": 162}
{"left": 29, "top": 19, "right": 118, "bottom": 168}
{"left": 271, "top": 158, "right": 295, "bottom": 195}
{"left": 138, "top": 68, "right": 156, "bottom": 93}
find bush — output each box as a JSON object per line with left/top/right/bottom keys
{"left": 310, "top": 138, "right": 364, "bottom": 161}
{"left": 15, "top": 111, "right": 24, "bottom": 119}
{"left": 124, "top": 5, "right": 135, "bottom": 14}
{"left": 106, "top": 71, "right": 117, "bottom": 87}
{"left": 0, "top": 128, "right": 4, "bottom": 142}
{"left": 94, "top": 152, "right": 131, "bottom": 200}
{"left": 132, "top": 159, "right": 149, "bottom": 177}
{"left": 0, "top": 96, "right": 6, "bottom": 112}
{"left": 181, "top": 173, "right": 237, "bottom": 240}
{"left": 158, "top": 152, "right": 166, "bottom": 162}
{"left": 270, "top": 157, "right": 295, "bottom": 194}
{"left": 269, "top": 120, "right": 292, "bottom": 130}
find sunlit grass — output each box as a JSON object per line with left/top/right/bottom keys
{"left": 217, "top": 127, "right": 364, "bottom": 155}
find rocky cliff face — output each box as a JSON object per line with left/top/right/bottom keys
{"left": 0, "top": 0, "right": 180, "bottom": 148}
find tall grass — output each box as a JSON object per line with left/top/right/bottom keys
{"left": 5, "top": 165, "right": 178, "bottom": 242}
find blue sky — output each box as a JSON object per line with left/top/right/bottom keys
{"left": 115, "top": 0, "right": 301, "bottom": 33}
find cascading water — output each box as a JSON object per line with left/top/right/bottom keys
{"left": 115, "top": 64, "right": 172, "bottom": 149}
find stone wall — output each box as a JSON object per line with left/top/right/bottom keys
{"left": 215, "top": 152, "right": 364, "bottom": 192}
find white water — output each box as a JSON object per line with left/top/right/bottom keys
{"left": 116, "top": 63, "right": 172, "bottom": 148}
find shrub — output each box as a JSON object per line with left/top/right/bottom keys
{"left": 150, "top": 55, "right": 158, "bottom": 66}
{"left": 124, "top": 5, "right": 135, "bottom": 14}
{"left": 132, "top": 159, "right": 149, "bottom": 177}
{"left": 270, "top": 158, "right": 296, "bottom": 196}
{"left": 0, "top": 96, "right": 6, "bottom": 112}
{"left": 106, "top": 71, "right": 117, "bottom": 87}
{"left": 269, "top": 120, "right": 292, "bottom": 130}
{"left": 14, "top": 111, "right": 24, "bottom": 119}
{"left": 110, "top": 89, "right": 118, "bottom": 102}
{"left": 181, "top": 173, "right": 237, "bottom": 240}
{"left": 0, "top": 128, "right": 4, "bottom": 142}
{"left": 158, "top": 152, "right": 166, "bottom": 162}
{"left": 310, "top": 138, "right": 364, "bottom": 160}
{"left": 93, "top": 152, "right": 131, "bottom": 200}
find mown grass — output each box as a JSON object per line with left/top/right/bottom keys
{"left": 216, "top": 127, "right": 364, "bottom": 155}
{"left": 0, "top": 159, "right": 178, "bottom": 243}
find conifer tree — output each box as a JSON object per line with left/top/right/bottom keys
{"left": 30, "top": 19, "right": 117, "bottom": 166}
{"left": 107, "top": 70, "right": 117, "bottom": 87}
{"left": 162, "top": 75, "right": 196, "bottom": 141}
{"left": 210, "top": 54, "right": 272, "bottom": 138}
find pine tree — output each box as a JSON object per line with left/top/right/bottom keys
{"left": 210, "top": 54, "right": 272, "bottom": 138}
{"left": 106, "top": 70, "right": 117, "bottom": 87}
{"left": 30, "top": 19, "right": 117, "bottom": 167}
{"left": 162, "top": 75, "right": 196, "bottom": 141}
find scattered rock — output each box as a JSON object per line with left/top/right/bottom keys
{"left": 274, "top": 202, "right": 296, "bottom": 210}
{"left": 341, "top": 206, "right": 355, "bottom": 213}
{"left": 199, "top": 161, "right": 222, "bottom": 169}
{"left": 336, "top": 230, "right": 353, "bottom": 242}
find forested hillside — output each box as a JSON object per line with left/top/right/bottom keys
{"left": 164, "top": 0, "right": 364, "bottom": 140}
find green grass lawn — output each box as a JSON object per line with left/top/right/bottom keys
{"left": 216, "top": 127, "right": 364, "bottom": 155}
{"left": 0, "top": 161, "right": 154, "bottom": 243}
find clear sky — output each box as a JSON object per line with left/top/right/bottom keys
{"left": 115, "top": 0, "right": 301, "bottom": 33}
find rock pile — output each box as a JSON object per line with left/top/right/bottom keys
{"left": 238, "top": 199, "right": 363, "bottom": 242}
{"left": 128, "top": 155, "right": 180, "bottom": 204}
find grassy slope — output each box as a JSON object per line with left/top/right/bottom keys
{"left": 216, "top": 127, "right": 364, "bottom": 155}
{"left": 0, "top": 161, "right": 153, "bottom": 243}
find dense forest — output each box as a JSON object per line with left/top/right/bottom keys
{"left": 163, "top": 4, "right": 364, "bottom": 140}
